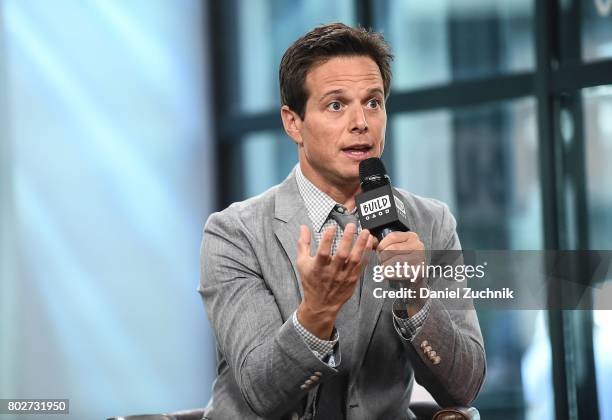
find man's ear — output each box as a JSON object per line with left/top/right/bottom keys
{"left": 280, "top": 105, "right": 303, "bottom": 146}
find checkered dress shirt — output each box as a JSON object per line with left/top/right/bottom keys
{"left": 292, "top": 166, "right": 430, "bottom": 364}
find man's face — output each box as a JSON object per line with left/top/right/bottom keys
{"left": 289, "top": 55, "right": 387, "bottom": 187}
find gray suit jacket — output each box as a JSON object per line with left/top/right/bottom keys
{"left": 199, "top": 169, "right": 485, "bottom": 420}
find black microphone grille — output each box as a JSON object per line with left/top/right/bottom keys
{"left": 359, "top": 157, "right": 388, "bottom": 182}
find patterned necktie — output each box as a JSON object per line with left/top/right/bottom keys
{"left": 329, "top": 204, "right": 359, "bottom": 230}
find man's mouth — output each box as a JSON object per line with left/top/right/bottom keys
{"left": 341, "top": 144, "right": 373, "bottom": 159}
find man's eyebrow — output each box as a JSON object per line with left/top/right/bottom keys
{"left": 318, "top": 89, "right": 344, "bottom": 102}
{"left": 318, "top": 87, "right": 385, "bottom": 103}
{"left": 368, "top": 88, "right": 384, "bottom": 97}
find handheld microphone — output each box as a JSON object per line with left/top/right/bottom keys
{"left": 356, "top": 158, "right": 410, "bottom": 241}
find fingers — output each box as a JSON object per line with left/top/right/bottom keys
{"left": 297, "top": 225, "right": 312, "bottom": 258}
{"left": 361, "top": 236, "right": 375, "bottom": 265}
{"left": 347, "top": 228, "right": 370, "bottom": 266}
{"left": 334, "top": 223, "right": 356, "bottom": 262}
{"left": 377, "top": 231, "right": 418, "bottom": 251}
{"left": 369, "top": 235, "right": 379, "bottom": 250}
{"left": 314, "top": 225, "right": 336, "bottom": 264}
{"left": 312, "top": 225, "right": 379, "bottom": 273}
{"left": 378, "top": 247, "right": 425, "bottom": 265}
{"left": 376, "top": 231, "right": 425, "bottom": 273}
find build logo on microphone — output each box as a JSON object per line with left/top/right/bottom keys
{"left": 360, "top": 195, "right": 391, "bottom": 220}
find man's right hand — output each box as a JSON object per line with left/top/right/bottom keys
{"left": 296, "top": 223, "right": 374, "bottom": 340}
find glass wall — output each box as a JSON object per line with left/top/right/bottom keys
{"left": 583, "top": 85, "right": 612, "bottom": 420}
{"left": 373, "top": 0, "right": 534, "bottom": 90}
{"left": 210, "top": 1, "right": 612, "bottom": 419}
{"left": 583, "top": 86, "right": 612, "bottom": 249}
{"left": 386, "top": 98, "right": 550, "bottom": 419}
{"left": 582, "top": 0, "right": 612, "bottom": 62}
{"left": 241, "top": 130, "right": 297, "bottom": 197}
{"left": 228, "top": 0, "right": 354, "bottom": 114}
{"left": 388, "top": 98, "right": 541, "bottom": 250}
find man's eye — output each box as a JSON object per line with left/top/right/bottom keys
{"left": 367, "top": 99, "right": 381, "bottom": 109}
{"left": 327, "top": 101, "right": 342, "bottom": 111}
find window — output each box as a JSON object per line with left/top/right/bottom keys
{"left": 209, "top": 1, "right": 612, "bottom": 418}
{"left": 373, "top": 0, "right": 535, "bottom": 90}
{"left": 583, "top": 85, "right": 612, "bottom": 420}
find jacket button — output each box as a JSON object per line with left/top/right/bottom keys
{"left": 420, "top": 340, "right": 429, "bottom": 349}
{"left": 432, "top": 356, "right": 441, "bottom": 365}
{"left": 428, "top": 350, "right": 437, "bottom": 358}
{"left": 423, "top": 345, "right": 432, "bottom": 354}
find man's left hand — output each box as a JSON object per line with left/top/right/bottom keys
{"left": 375, "top": 231, "right": 428, "bottom": 317}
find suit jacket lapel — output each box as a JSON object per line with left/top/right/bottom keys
{"left": 273, "top": 169, "right": 315, "bottom": 301}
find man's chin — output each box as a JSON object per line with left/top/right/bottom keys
{"left": 337, "top": 166, "right": 361, "bottom": 185}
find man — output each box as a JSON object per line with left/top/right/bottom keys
{"left": 199, "top": 23, "right": 485, "bottom": 419}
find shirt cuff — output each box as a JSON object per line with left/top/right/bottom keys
{"left": 392, "top": 298, "right": 431, "bottom": 341}
{"left": 292, "top": 311, "right": 339, "bottom": 365}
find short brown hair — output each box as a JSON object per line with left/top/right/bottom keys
{"left": 279, "top": 22, "right": 393, "bottom": 120}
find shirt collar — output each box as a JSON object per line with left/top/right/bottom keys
{"left": 295, "top": 165, "right": 338, "bottom": 233}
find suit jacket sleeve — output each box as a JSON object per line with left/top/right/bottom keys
{"left": 394, "top": 202, "right": 486, "bottom": 407}
{"left": 198, "top": 209, "right": 339, "bottom": 418}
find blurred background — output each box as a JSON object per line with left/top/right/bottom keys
{"left": 1, "top": 0, "right": 611, "bottom": 419}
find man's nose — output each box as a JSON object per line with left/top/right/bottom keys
{"left": 350, "top": 106, "right": 368, "bottom": 133}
